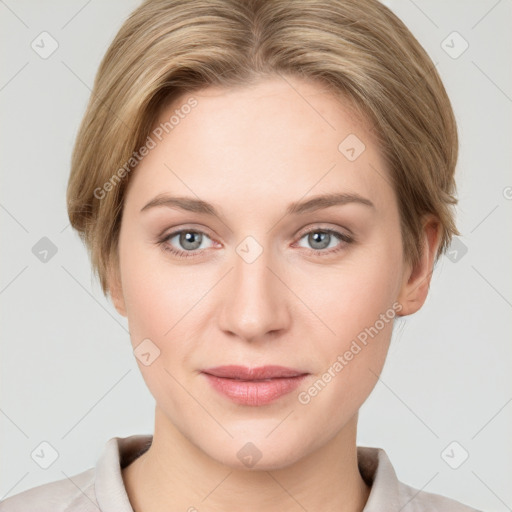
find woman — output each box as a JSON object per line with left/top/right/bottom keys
{"left": 0, "top": 0, "right": 482, "bottom": 510}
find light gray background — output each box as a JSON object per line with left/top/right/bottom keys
{"left": 1, "top": 1, "right": 511, "bottom": 510}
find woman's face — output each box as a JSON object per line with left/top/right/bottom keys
{"left": 111, "top": 76, "right": 415, "bottom": 469}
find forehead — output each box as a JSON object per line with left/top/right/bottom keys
{"left": 123, "top": 76, "right": 392, "bottom": 215}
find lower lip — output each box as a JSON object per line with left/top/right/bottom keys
{"left": 202, "top": 373, "right": 307, "bottom": 406}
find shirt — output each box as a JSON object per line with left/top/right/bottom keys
{"left": 0, "top": 434, "right": 481, "bottom": 511}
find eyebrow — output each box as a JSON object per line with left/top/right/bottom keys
{"left": 140, "top": 192, "right": 375, "bottom": 217}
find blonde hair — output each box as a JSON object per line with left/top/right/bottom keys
{"left": 67, "top": 0, "right": 459, "bottom": 298}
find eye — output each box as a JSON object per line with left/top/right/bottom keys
{"left": 159, "top": 229, "right": 215, "bottom": 258}
{"left": 295, "top": 228, "right": 353, "bottom": 256}
{"left": 158, "top": 226, "right": 354, "bottom": 260}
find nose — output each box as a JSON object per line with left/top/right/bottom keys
{"left": 217, "top": 242, "right": 291, "bottom": 343}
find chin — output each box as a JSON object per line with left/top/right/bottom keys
{"left": 195, "top": 427, "right": 317, "bottom": 472}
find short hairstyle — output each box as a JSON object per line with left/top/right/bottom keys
{"left": 67, "top": 0, "right": 459, "bottom": 298}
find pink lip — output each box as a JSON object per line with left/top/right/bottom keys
{"left": 201, "top": 365, "right": 308, "bottom": 406}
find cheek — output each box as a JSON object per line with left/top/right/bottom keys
{"left": 294, "top": 235, "right": 401, "bottom": 404}
{"left": 300, "top": 241, "right": 401, "bottom": 344}
{"left": 119, "top": 239, "right": 216, "bottom": 388}
{"left": 119, "top": 247, "right": 196, "bottom": 410}
{"left": 296, "top": 265, "right": 398, "bottom": 430}
{"left": 119, "top": 240, "right": 188, "bottom": 355}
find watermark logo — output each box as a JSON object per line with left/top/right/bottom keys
{"left": 441, "top": 441, "right": 469, "bottom": 469}
{"left": 32, "top": 236, "right": 58, "bottom": 263}
{"left": 31, "top": 31, "right": 59, "bottom": 59}
{"left": 338, "top": 134, "right": 366, "bottom": 161}
{"left": 31, "top": 441, "right": 59, "bottom": 469}
{"left": 441, "top": 31, "right": 469, "bottom": 59}
{"left": 134, "top": 338, "right": 161, "bottom": 366}
{"left": 237, "top": 442, "right": 263, "bottom": 468}
{"left": 445, "top": 237, "right": 468, "bottom": 263}
{"left": 236, "top": 236, "right": 264, "bottom": 264}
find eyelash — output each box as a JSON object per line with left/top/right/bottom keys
{"left": 157, "top": 226, "right": 354, "bottom": 259}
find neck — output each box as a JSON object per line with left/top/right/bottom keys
{"left": 122, "top": 406, "right": 371, "bottom": 512}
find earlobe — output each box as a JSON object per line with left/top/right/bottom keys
{"left": 396, "top": 216, "right": 441, "bottom": 317}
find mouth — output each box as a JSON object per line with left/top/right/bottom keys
{"left": 201, "top": 365, "right": 309, "bottom": 406}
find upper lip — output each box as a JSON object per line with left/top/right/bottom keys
{"left": 202, "top": 365, "right": 307, "bottom": 380}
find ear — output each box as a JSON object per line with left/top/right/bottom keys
{"left": 106, "top": 259, "right": 127, "bottom": 317}
{"left": 396, "top": 215, "right": 442, "bottom": 317}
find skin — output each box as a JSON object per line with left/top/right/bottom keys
{"left": 109, "top": 75, "right": 441, "bottom": 512}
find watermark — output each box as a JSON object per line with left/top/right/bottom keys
{"left": 31, "top": 31, "right": 59, "bottom": 59}
{"left": 338, "top": 133, "right": 366, "bottom": 161}
{"left": 31, "top": 441, "right": 59, "bottom": 469}
{"left": 93, "top": 96, "right": 198, "bottom": 200}
{"left": 236, "top": 235, "right": 264, "bottom": 264}
{"left": 445, "top": 236, "right": 468, "bottom": 263}
{"left": 440, "top": 31, "right": 469, "bottom": 59}
{"left": 133, "top": 338, "right": 161, "bottom": 366}
{"left": 237, "top": 441, "right": 263, "bottom": 468}
{"left": 32, "top": 236, "right": 58, "bottom": 263}
{"left": 440, "top": 441, "right": 469, "bottom": 469}
{"left": 298, "top": 301, "right": 403, "bottom": 405}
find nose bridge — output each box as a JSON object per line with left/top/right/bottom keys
{"left": 218, "top": 236, "right": 289, "bottom": 341}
